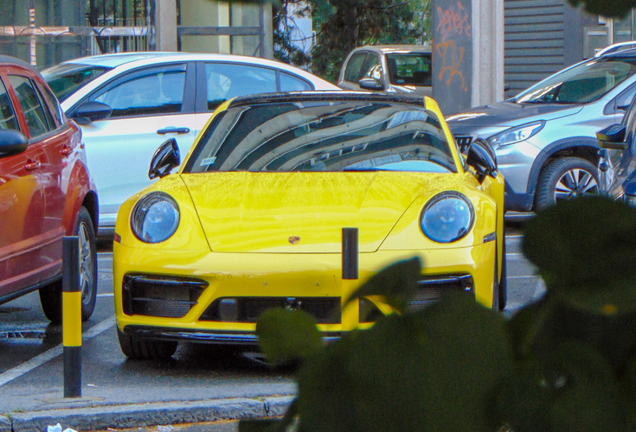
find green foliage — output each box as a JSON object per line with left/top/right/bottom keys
{"left": 256, "top": 308, "right": 323, "bottom": 365}
{"left": 567, "top": 0, "right": 636, "bottom": 19}
{"left": 242, "top": 196, "right": 636, "bottom": 431}
{"left": 310, "top": 0, "right": 430, "bottom": 82}
{"left": 272, "top": 0, "right": 312, "bottom": 69}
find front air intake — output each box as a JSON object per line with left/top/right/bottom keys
{"left": 122, "top": 274, "right": 208, "bottom": 318}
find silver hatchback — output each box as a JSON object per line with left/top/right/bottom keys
{"left": 447, "top": 49, "right": 636, "bottom": 212}
{"left": 337, "top": 45, "right": 432, "bottom": 96}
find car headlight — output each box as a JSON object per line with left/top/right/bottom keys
{"left": 131, "top": 192, "right": 180, "bottom": 243}
{"left": 487, "top": 121, "right": 545, "bottom": 148}
{"left": 420, "top": 192, "right": 474, "bottom": 243}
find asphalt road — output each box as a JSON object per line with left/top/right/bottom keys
{"left": 0, "top": 218, "right": 541, "bottom": 419}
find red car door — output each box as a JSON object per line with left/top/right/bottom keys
{"left": 0, "top": 71, "right": 45, "bottom": 298}
{"left": 7, "top": 73, "right": 70, "bottom": 284}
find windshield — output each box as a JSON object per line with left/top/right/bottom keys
{"left": 386, "top": 53, "right": 432, "bottom": 86}
{"left": 185, "top": 100, "right": 456, "bottom": 174}
{"left": 42, "top": 63, "right": 111, "bottom": 102}
{"left": 513, "top": 56, "right": 636, "bottom": 104}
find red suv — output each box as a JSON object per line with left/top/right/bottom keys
{"left": 0, "top": 55, "right": 98, "bottom": 323}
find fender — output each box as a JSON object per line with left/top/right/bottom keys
{"left": 525, "top": 136, "right": 600, "bottom": 195}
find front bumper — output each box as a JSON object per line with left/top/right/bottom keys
{"left": 113, "top": 242, "right": 496, "bottom": 344}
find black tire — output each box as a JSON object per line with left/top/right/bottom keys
{"left": 117, "top": 328, "right": 178, "bottom": 360}
{"left": 40, "top": 207, "right": 98, "bottom": 323}
{"left": 535, "top": 157, "right": 599, "bottom": 210}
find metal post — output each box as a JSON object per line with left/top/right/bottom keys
{"left": 63, "top": 236, "right": 82, "bottom": 398}
{"left": 341, "top": 228, "right": 359, "bottom": 331}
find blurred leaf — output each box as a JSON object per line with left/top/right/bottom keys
{"left": 494, "top": 373, "right": 553, "bottom": 432}
{"left": 507, "top": 295, "right": 555, "bottom": 361}
{"left": 522, "top": 196, "right": 636, "bottom": 314}
{"left": 343, "top": 257, "right": 422, "bottom": 313}
{"left": 619, "top": 356, "right": 636, "bottom": 430}
{"left": 567, "top": 0, "right": 635, "bottom": 19}
{"left": 296, "top": 293, "right": 513, "bottom": 432}
{"left": 256, "top": 309, "right": 322, "bottom": 366}
{"left": 551, "top": 375, "right": 624, "bottom": 432}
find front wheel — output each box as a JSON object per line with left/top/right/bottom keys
{"left": 39, "top": 207, "right": 98, "bottom": 323}
{"left": 117, "top": 328, "right": 178, "bottom": 360}
{"left": 535, "top": 157, "right": 599, "bottom": 210}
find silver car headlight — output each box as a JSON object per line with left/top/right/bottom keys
{"left": 420, "top": 192, "right": 474, "bottom": 243}
{"left": 131, "top": 192, "right": 180, "bottom": 243}
{"left": 487, "top": 121, "right": 545, "bottom": 149}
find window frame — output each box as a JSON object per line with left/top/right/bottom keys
{"left": 68, "top": 62, "right": 195, "bottom": 120}
{"left": 195, "top": 61, "right": 314, "bottom": 113}
{"left": 0, "top": 75, "right": 21, "bottom": 133}
{"left": 8, "top": 74, "right": 53, "bottom": 139}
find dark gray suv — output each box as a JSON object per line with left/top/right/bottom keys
{"left": 447, "top": 49, "right": 636, "bottom": 212}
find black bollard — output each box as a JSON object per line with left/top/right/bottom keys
{"left": 63, "top": 236, "right": 82, "bottom": 398}
{"left": 341, "top": 228, "right": 359, "bottom": 331}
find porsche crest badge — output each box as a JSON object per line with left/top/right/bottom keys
{"left": 288, "top": 236, "right": 300, "bottom": 244}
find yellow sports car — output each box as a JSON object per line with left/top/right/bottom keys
{"left": 113, "top": 92, "right": 506, "bottom": 359}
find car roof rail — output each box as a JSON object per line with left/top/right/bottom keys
{"left": 595, "top": 41, "right": 636, "bottom": 57}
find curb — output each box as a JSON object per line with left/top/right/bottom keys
{"left": 4, "top": 396, "right": 294, "bottom": 432}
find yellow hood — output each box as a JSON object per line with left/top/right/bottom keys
{"left": 181, "top": 171, "right": 451, "bottom": 253}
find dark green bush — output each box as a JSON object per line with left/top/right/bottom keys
{"left": 241, "top": 196, "right": 636, "bottom": 432}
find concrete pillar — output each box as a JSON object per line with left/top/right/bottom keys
{"left": 432, "top": 0, "right": 504, "bottom": 115}
{"left": 471, "top": 0, "right": 504, "bottom": 107}
{"left": 155, "top": 0, "right": 177, "bottom": 52}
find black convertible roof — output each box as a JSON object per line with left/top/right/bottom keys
{"left": 229, "top": 91, "right": 428, "bottom": 108}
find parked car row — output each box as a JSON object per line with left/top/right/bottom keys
{"left": 9, "top": 41, "right": 636, "bottom": 358}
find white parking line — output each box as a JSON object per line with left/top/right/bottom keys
{"left": 97, "top": 293, "right": 114, "bottom": 297}
{"left": 0, "top": 316, "right": 116, "bottom": 387}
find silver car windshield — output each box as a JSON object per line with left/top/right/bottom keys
{"left": 513, "top": 56, "right": 636, "bottom": 104}
{"left": 42, "top": 63, "right": 111, "bottom": 102}
{"left": 186, "top": 100, "right": 457, "bottom": 174}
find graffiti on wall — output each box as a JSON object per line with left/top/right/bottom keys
{"left": 437, "top": 1, "right": 471, "bottom": 42}
{"left": 435, "top": 1, "right": 471, "bottom": 92}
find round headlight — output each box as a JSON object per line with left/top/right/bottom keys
{"left": 420, "top": 192, "right": 474, "bottom": 243}
{"left": 131, "top": 192, "right": 180, "bottom": 243}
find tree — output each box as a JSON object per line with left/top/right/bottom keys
{"left": 273, "top": 0, "right": 312, "bottom": 69}
{"left": 272, "top": 0, "right": 431, "bottom": 83}
{"left": 568, "top": 0, "right": 635, "bottom": 18}
{"left": 311, "top": 0, "right": 430, "bottom": 82}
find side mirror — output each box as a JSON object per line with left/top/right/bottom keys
{"left": 149, "top": 138, "right": 180, "bottom": 179}
{"left": 596, "top": 124, "right": 627, "bottom": 150}
{"left": 359, "top": 78, "right": 385, "bottom": 91}
{"left": 0, "top": 129, "right": 28, "bottom": 158}
{"left": 466, "top": 138, "right": 497, "bottom": 183}
{"left": 73, "top": 101, "right": 112, "bottom": 124}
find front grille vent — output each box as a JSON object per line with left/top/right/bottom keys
{"left": 200, "top": 297, "right": 341, "bottom": 324}
{"left": 122, "top": 274, "right": 208, "bottom": 318}
{"left": 409, "top": 274, "right": 474, "bottom": 311}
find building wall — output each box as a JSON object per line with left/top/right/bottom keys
{"left": 0, "top": 0, "right": 86, "bottom": 67}
{"left": 504, "top": 0, "right": 598, "bottom": 97}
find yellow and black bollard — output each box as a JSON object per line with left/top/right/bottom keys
{"left": 62, "top": 236, "right": 82, "bottom": 398}
{"left": 341, "top": 228, "right": 359, "bottom": 332}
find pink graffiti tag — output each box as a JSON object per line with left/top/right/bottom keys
{"left": 436, "top": 1, "right": 471, "bottom": 42}
{"left": 436, "top": 40, "right": 467, "bottom": 91}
